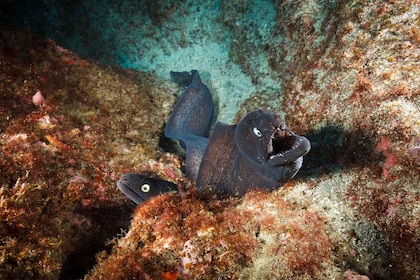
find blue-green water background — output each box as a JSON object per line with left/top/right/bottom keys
{"left": 0, "top": 0, "right": 284, "bottom": 122}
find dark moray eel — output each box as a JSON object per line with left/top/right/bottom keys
{"left": 117, "top": 174, "right": 177, "bottom": 204}
{"left": 117, "top": 70, "right": 310, "bottom": 204}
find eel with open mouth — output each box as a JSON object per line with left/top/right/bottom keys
{"left": 196, "top": 108, "right": 310, "bottom": 196}
{"left": 117, "top": 70, "right": 311, "bottom": 203}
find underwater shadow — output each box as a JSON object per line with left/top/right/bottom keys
{"left": 159, "top": 123, "right": 382, "bottom": 183}
{"left": 58, "top": 203, "right": 135, "bottom": 280}
{"left": 0, "top": 1, "right": 187, "bottom": 67}
{"left": 297, "top": 125, "right": 380, "bottom": 179}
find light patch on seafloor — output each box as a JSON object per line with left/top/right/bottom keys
{"left": 118, "top": 0, "right": 278, "bottom": 123}
{"left": 284, "top": 173, "right": 356, "bottom": 235}
{"left": 138, "top": 42, "right": 255, "bottom": 123}
{"left": 242, "top": 230, "right": 285, "bottom": 278}
{"left": 3, "top": 133, "right": 28, "bottom": 143}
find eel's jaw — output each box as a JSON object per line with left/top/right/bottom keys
{"left": 117, "top": 179, "right": 144, "bottom": 205}
{"left": 267, "top": 127, "right": 311, "bottom": 166}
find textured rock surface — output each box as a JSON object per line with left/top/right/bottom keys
{"left": 0, "top": 0, "right": 419, "bottom": 279}
{"left": 0, "top": 24, "right": 180, "bottom": 279}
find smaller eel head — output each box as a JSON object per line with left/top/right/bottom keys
{"left": 117, "top": 174, "right": 177, "bottom": 204}
{"left": 234, "top": 109, "right": 311, "bottom": 167}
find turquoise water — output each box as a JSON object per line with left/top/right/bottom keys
{"left": 0, "top": 0, "right": 281, "bottom": 122}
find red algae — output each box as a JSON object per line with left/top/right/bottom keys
{"left": 86, "top": 189, "right": 333, "bottom": 279}
{"left": 0, "top": 23, "right": 177, "bottom": 279}
{"left": 2, "top": 0, "right": 420, "bottom": 279}
{"left": 229, "top": 0, "right": 419, "bottom": 278}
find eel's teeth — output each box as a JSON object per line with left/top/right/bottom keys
{"left": 292, "top": 138, "right": 302, "bottom": 149}
{"left": 267, "top": 135, "right": 275, "bottom": 154}
{"left": 269, "top": 147, "right": 297, "bottom": 160}
{"left": 269, "top": 151, "right": 285, "bottom": 160}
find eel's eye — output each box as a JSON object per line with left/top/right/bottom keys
{"left": 252, "top": 127, "right": 262, "bottom": 138}
{"left": 141, "top": 184, "right": 151, "bottom": 193}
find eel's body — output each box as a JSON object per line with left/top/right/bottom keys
{"left": 164, "top": 70, "right": 213, "bottom": 181}
{"left": 197, "top": 109, "right": 310, "bottom": 196}
{"left": 117, "top": 70, "right": 311, "bottom": 204}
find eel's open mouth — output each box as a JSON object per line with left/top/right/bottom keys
{"left": 267, "top": 126, "right": 310, "bottom": 165}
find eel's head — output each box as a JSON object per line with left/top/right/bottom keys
{"left": 117, "top": 174, "right": 177, "bottom": 204}
{"left": 234, "top": 109, "right": 311, "bottom": 167}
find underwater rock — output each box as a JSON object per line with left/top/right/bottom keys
{"left": 85, "top": 190, "right": 334, "bottom": 279}
{"left": 0, "top": 23, "right": 179, "bottom": 279}
{"left": 1, "top": 0, "right": 419, "bottom": 279}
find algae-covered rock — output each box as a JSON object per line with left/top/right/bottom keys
{"left": 0, "top": 23, "right": 179, "bottom": 279}
{"left": 86, "top": 190, "right": 334, "bottom": 279}
{"left": 1, "top": 0, "right": 419, "bottom": 279}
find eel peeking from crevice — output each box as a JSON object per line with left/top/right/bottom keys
{"left": 117, "top": 70, "right": 310, "bottom": 204}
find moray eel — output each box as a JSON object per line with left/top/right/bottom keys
{"left": 164, "top": 70, "right": 213, "bottom": 181}
{"left": 117, "top": 70, "right": 310, "bottom": 204}
{"left": 117, "top": 174, "right": 177, "bottom": 204}
{"left": 197, "top": 109, "right": 310, "bottom": 196}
